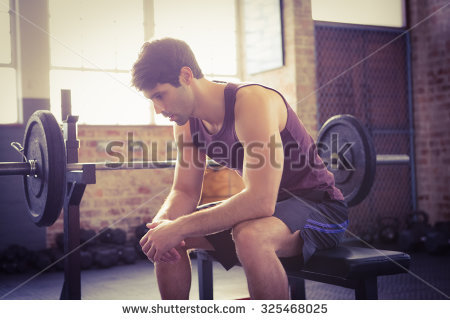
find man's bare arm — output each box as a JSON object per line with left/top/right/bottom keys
{"left": 152, "top": 122, "right": 206, "bottom": 222}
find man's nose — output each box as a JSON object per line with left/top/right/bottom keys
{"left": 153, "top": 103, "right": 164, "bottom": 115}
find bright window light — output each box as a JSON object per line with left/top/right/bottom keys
{"left": 49, "top": 0, "right": 148, "bottom": 125}
{"left": 153, "top": 0, "right": 237, "bottom": 76}
{"left": 49, "top": 0, "right": 239, "bottom": 125}
{"left": 49, "top": 0, "right": 144, "bottom": 70}
{"left": 151, "top": 0, "right": 238, "bottom": 125}
{"left": 50, "top": 70, "right": 150, "bottom": 125}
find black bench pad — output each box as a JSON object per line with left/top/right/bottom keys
{"left": 282, "top": 244, "right": 410, "bottom": 280}
{"left": 196, "top": 244, "right": 410, "bottom": 299}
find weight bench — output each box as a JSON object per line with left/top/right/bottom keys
{"left": 195, "top": 243, "right": 410, "bottom": 300}
{"left": 194, "top": 201, "right": 411, "bottom": 300}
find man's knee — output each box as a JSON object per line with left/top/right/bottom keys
{"left": 232, "top": 220, "right": 266, "bottom": 253}
{"left": 232, "top": 217, "right": 303, "bottom": 259}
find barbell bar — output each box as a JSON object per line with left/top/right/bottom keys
{"left": 0, "top": 111, "right": 412, "bottom": 227}
{"left": 0, "top": 159, "right": 220, "bottom": 176}
{"left": 0, "top": 152, "right": 410, "bottom": 177}
{"left": 0, "top": 161, "right": 37, "bottom": 176}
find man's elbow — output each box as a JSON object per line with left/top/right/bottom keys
{"left": 253, "top": 195, "right": 277, "bottom": 217}
{"left": 241, "top": 187, "right": 278, "bottom": 217}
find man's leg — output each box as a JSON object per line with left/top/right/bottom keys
{"left": 232, "top": 217, "right": 303, "bottom": 300}
{"left": 154, "top": 237, "right": 214, "bottom": 299}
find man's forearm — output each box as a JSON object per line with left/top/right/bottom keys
{"left": 175, "top": 189, "right": 274, "bottom": 239}
{"left": 153, "top": 189, "right": 200, "bottom": 222}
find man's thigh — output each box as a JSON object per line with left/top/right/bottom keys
{"left": 233, "top": 216, "right": 304, "bottom": 258}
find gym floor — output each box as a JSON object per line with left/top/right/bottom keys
{"left": 0, "top": 251, "right": 449, "bottom": 300}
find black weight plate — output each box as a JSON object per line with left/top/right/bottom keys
{"left": 23, "top": 111, "right": 66, "bottom": 226}
{"left": 317, "top": 114, "right": 376, "bottom": 207}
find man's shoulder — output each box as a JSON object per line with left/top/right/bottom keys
{"left": 235, "top": 83, "right": 272, "bottom": 100}
{"left": 234, "top": 84, "right": 285, "bottom": 126}
{"left": 235, "top": 85, "right": 277, "bottom": 111}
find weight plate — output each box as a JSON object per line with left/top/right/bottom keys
{"left": 23, "top": 111, "right": 66, "bottom": 226}
{"left": 317, "top": 114, "right": 376, "bottom": 207}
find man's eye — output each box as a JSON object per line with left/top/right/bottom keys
{"left": 150, "top": 94, "right": 161, "bottom": 102}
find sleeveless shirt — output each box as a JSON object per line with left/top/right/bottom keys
{"left": 189, "top": 83, "right": 344, "bottom": 203}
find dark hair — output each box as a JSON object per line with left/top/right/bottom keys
{"left": 131, "top": 38, "right": 204, "bottom": 91}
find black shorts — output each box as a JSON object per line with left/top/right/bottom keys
{"left": 203, "top": 196, "right": 348, "bottom": 270}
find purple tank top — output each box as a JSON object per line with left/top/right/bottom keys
{"left": 189, "top": 83, "right": 344, "bottom": 202}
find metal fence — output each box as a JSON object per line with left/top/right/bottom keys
{"left": 314, "top": 22, "right": 416, "bottom": 240}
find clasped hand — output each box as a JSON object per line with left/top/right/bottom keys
{"left": 139, "top": 219, "right": 186, "bottom": 263}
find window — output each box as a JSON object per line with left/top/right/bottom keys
{"left": 0, "top": 0, "right": 19, "bottom": 124}
{"left": 153, "top": 0, "right": 237, "bottom": 76}
{"left": 49, "top": 0, "right": 149, "bottom": 124}
{"left": 50, "top": 70, "right": 150, "bottom": 125}
{"left": 49, "top": 0, "right": 240, "bottom": 125}
{"left": 243, "top": 0, "right": 284, "bottom": 75}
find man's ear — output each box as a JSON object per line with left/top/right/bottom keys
{"left": 179, "top": 66, "right": 193, "bottom": 85}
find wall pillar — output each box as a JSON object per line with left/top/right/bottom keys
{"left": 408, "top": 0, "right": 450, "bottom": 222}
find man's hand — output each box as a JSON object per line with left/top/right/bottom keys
{"left": 139, "top": 220, "right": 186, "bottom": 263}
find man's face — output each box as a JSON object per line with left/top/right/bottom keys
{"left": 143, "top": 83, "right": 193, "bottom": 126}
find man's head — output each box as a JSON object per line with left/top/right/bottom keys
{"left": 131, "top": 38, "right": 204, "bottom": 92}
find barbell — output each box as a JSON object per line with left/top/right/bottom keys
{"left": 0, "top": 110, "right": 411, "bottom": 227}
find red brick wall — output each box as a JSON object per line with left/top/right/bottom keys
{"left": 46, "top": 124, "right": 244, "bottom": 247}
{"left": 46, "top": 125, "right": 175, "bottom": 247}
{"left": 409, "top": 0, "right": 450, "bottom": 223}
{"left": 292, "top": 0, "right": 319, "bottom": 138}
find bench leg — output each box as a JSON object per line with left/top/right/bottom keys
{"left": 288, "top": 276, "right": 306, "bottom": 300}
{"left": 197, "top": 250, "right": 214, "bottom": 300}
{"left": 355, "top": 277, "right": 378, "bottom": 300}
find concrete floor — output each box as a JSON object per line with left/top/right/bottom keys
{"left": 1, "top": 252, "right": 449, "bottom": 300}
{"left": 0, "top": 258, "right": 250, "bottom": 300}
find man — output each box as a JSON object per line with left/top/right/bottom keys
{"left": 133, "top": 38, "right": 348, "bottom": 300}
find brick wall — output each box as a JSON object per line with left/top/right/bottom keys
{"left": 46, "top": 124, "right": 244, "bottom": 247}
{"left": 409, "top": 0, "right": 450, "bottom": 222}
{"left": 46, "top": 125, "right": 174, "bottom": 247}
{"left": 292, "top": 0, "right": 319, "bottom": 137}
